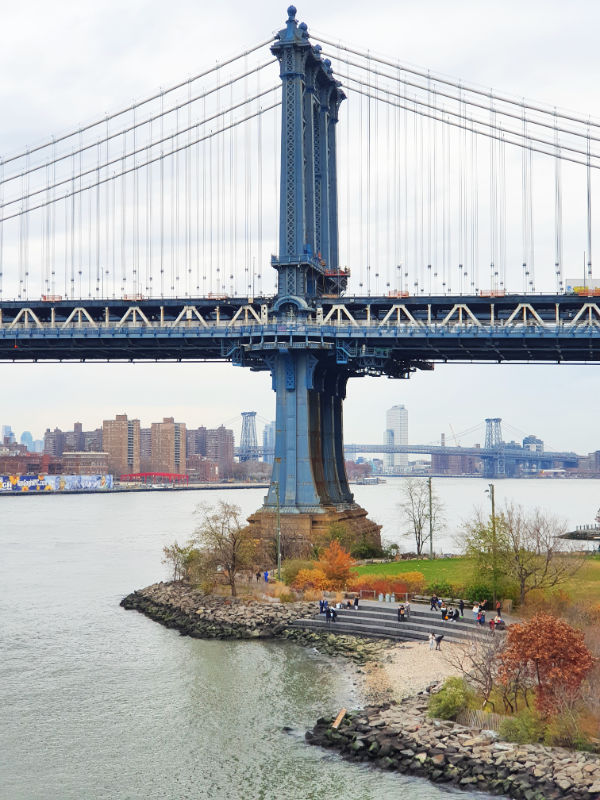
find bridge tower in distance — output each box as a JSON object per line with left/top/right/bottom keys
{"left": 484, "top": 418, "right": 505, "bottom": 479}
{"left": 247, "top": 7, "right": 381, "bottom": 552}
{"left": 239, "top": 412, "right": 259, "bottom": 462}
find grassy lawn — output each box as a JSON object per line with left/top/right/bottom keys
{"left": 353, "top": 556, "right": 475, "bottom": 587}
{"left": 354, "top": 554, "right": 600, "bottom": 604}
{"left": 562, "top": 554, "right": 600, "bottom": 603}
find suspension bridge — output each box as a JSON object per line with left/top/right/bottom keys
{"left": 1, "top": 7, "right": 599, "bottom": 543}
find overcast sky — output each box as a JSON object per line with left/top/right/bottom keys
{"left": 1, "top": 0, "right": 600, "bottom": 453}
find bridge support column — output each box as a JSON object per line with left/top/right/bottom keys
{"left": 247, "top": 351, "right": 381, "bottom": 558}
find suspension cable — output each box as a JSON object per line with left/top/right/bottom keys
{"left": 0, "top": 38, "right": 274, "bottom": 166}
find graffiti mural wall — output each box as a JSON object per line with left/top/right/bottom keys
{"left": 0, "top": 474, "right": 114, "bottom": 492}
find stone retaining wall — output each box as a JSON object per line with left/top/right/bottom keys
{"left": 120, "top": 581, "right": 389, "bottom": 663}
{"left": 306, "top": 692, "right": 600, "bottom": 800}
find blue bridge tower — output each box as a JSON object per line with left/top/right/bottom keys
{"left": 247, "top": 7, "right": 381, "bottom": 553}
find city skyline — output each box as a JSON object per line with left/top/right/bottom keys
{"left": 0, "top": 380, "right": 593, "bottom": 456}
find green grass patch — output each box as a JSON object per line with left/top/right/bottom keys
{"left": 353, "top": 556, "right": 475, "bottom": 588}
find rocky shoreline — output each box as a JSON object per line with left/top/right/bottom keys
{"left": 121, "top": 582, "right": 600, "bottom": 798}
{"left": 306, "top": 691, "right": 600, "bottom": 800}
{"left": 120, "top": 581, "right": 389, "bottom": 664}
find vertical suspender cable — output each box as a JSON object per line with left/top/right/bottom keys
{"left": 133, "top": 110, "right": 139, "bottom": 294}
{"left": 96, "top": 142, "right": 101, "bottom": 297}
{"left": 528, "top": 144, "right": 535, "bottom": 291}
{"left": 147, "top": 118, "right": 153, "bottom": 296}
{"left": 587, "top": 124, "right": 593, "bottom": 281}
{"left": 187, "top": 81, "right": 192, "bottom": 297}
{"left": 366, "top": 55, "right": 371, "bottom": 294}
{"left": 426, "top": 75, "right": 432, "bottom": 293}
{"left": 0, "top": 160, "right": 3, "bottom": 298}
{"left": 257, "top": 69, "right": 263, "bottom": 300}
{"left": 521, "top": 107, "right": 528, "bottom": 293}
{"left": 121, "top": 134, "right": 127, "bottom": 296}
{"left": 554, "top": 111, "right": 563, "bottom": 292}
{"left": 160, "top": 94, "right": 165, "bottom": 297}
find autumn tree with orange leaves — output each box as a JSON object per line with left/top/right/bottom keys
{"left": 499, "top": 613, "right": 594, "bottom": 715}
{"left": 317, "top": 540, "right": 355, "bottom": 589}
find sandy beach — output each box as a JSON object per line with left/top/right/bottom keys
{"left": 358, "top": 640, "right": 462, "bottom": 704}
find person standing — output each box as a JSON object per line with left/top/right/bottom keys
{"left": 430, "top": 594, "right": 438, "bottom": 611}
{"left": 405, "top": 600, "right": 411, "bottom": 618}
{"left": 398, "top": 605, "right": 406, "bottom": 622}
{"left": 331, "top": 608, "right": 337, "bottom": 623}
{"left": 459, "top": 599, "right": 465, "bottom": 618}
{"left": 325, "top": 606, "right": 331, "bottom": 624}
{"left": 354, "top": 595, "right": 359, "bottom": 610}
{"left": 429, "top": 633, "right": 435, "bottom": 650}
{"left": 255, "top": 571, "right": 261, "bottom": 583}
{"left": 435, "top": 634, "right": 444, "bottom": 651}
{"left": 263, "top": 570, "right": 269, "bottom": 583}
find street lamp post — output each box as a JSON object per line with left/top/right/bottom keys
{"left": 275, "top": 481, "right": 281, "bottom": 581}
{"left": 487, "top": 482, "right": 498, "bottom": 606}
{"left": 428, "top": 477, "right": 434, "bottom": 559}
{"left": 274, "top": 457, "right": 281, "bottom": 581}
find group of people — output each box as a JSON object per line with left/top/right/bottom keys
{"left": 429, "top": 595, "right": 507, "bottom": 632}
{"left": 430, "top": 594, "right": 465, "bottom": 622}
{"left": 396, "top": 601, "right": 411, "bottom": 621}
{"left": 319, "top": 595, "right": 359, "bottom": 623}
{"left": 473, "top": 600, "right": 506, "bottom": 631}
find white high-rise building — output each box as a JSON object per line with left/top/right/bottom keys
{"left": 384, "top": 405, "right": 408, "bottom": 472}
{"left": 262, "top": 420, "right": 276, "bottom": 464}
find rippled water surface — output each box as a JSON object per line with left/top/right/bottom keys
{"left": 0, "top": 485, "right": 546, "bottom": 798}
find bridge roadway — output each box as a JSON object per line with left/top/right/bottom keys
{"left": 238, "top": 442, "right": 580, "bottom": 465}
{"left": 2, "top": 292, "right": 600, "bottom": 365}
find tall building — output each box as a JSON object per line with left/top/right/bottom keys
{"left": 384, "top": 404, "right": 408, "bottom": 472}
{"left": 206, "top": 425, "right": 234, "bottom": 479}
{"left": 63, "top": 422, "right": 84, "bottom": 452}
{"left": 262, "top": 420, "right": 276, "bottom": 464}
{"left": 102, "top": 414, "right": 141, "bottom": 476}
{"left": 150, "top": 417, "right": 186, "bottom": 474}
{"left": 82, "top": 428, "right": 103, "bottom": 452}
{"left": 44, "top": 427, "right": 65, "bottom": 456}
{"left": 140, "top": 428, "right": 152, "bottom": 472}
{"left": 186, "top": 426, "right": 207, "bottom": 457}
{"left": 2, "top": 425, "right": 15, "bottom": 444}
{"left": 19, "top": 431, "right": 34, "bottom": 450}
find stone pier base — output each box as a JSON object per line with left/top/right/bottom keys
{"left": 246, "top": 505, "right": 382, "bottom": 560}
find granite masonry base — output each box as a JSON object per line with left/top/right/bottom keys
{"left": 306, "top": 691, "right": 600, "bottom": 800}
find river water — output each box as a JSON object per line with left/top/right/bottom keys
{"left": 2, "top": 477, "right": 591, "bottom": 799}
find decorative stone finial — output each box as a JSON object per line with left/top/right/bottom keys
{"left": 287, "top": 5, "right": 297, "bottom": 21}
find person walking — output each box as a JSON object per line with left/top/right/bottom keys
{"left": 405, "top": 600, "right": 411, "bottom": 618}
{"left": 459, "top": 599, "right": 465, "bottom": 618}
{"left": 325, "top": 606, "right": 331, "bottom": 624}
{"left": 435, "top": 634, "right": 444, "bottom": 651}
{"left": 263, "top": 570, "right": 269, "bottom": 583}
{"left": 430, "top": 594, "right": 438, "bottom": 611}
{"left": 429, "top": 632, "right": 435, "bottom": 650}
{"left": 255, "top": 571, "right": 261, "bottom": 583}
{"left": 331, "top": 608, "right": 337, "bottom": 623}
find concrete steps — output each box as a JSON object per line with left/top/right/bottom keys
{"left": 292, "top": 601, "right": 493, "bottom": 645}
